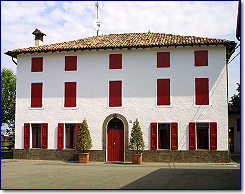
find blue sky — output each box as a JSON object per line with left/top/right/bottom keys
{"left": 1, "top": 1, "right": 240, "bottom": 100}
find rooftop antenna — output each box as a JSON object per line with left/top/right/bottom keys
{"left": 93, "top": 1, "right": 104, "bottom": 36}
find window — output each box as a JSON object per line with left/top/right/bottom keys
{"left": 65, "top": 56, "right": 77, "bottom": 71}
{"left": 32, "top": 124, "right": 41, "bottom": 148}
{"left": 31, "top": 57, "right": 43, "bottom": 72}
{"left": 31, "top": 83, "right": 43, "bottom": 108}
{"left": 158, "top": 123, "right": 170, "bottom": 149}
{"left": 109, "top": 81, "right": 122, "bottom": 107}
{"left": 65, "top": 124, "right": 76, "bottom": 149}
{"left": 157, "top": 52, "right": 170, "bottom": 68}
{"left": 64, "top": 82, "right": 76, "bottom": 107}
{"left": 189, "top": 122, "right": 217, "bottom": 150}
{"left": 151, "top": 122, "right": 178, "bottom": 150}
{"left": 194, "top": 50, "right": 208, "bottom": 66}
{"left": 57, "top": 123, "right": 82, "bottom": 149}
{"left": 24, "top": 123, "right": 48, "bottom": 149}
{"left": 109, "top": 54, "right": 122, "bottom": 69}
{"left": 157, "top": 79, "right": 170, "bottom": 106}
{"left": 195, "top": 78, "right": 209, "bottom": 105}
{"left": 197, "top": 123, "right": 209, "bottom": 149}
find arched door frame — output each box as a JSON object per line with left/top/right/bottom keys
{"left": 102, "top": 113, "right": 129, "bottom": 161}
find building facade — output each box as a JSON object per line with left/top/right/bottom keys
{"left": 6, "top": 32, "right": 236, "bottom": 162}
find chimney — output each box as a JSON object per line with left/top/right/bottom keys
{"left": 32, "top": 28, "right": 46, "bottom": 46}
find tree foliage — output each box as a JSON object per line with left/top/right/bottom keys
{"left": 129, "top": 119, "right": 145, "bottom": 154}
{"left": 75, "top": 119, "right": 92, "bottom": 153}
{"left": 1, "top": 68, "right": 16, "bottom": 133}
{"left": 230, "top": 83, "right": 240, "bottom": 112}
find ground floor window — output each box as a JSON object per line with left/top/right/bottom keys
{"left": 65, "top": 124, "right": 76, "bottom": 149}
{"left": 32, "top": 124, "right": 41, "bottom": 148}
{"left": 158, "top": 123, "right": 170, "bottom": 149}
{"left": 196, "top": 123, "right": 209, "bottom": 149}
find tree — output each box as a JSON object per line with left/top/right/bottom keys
{"left": 230, "top": 83, "right": 240, "bottom": 112}
{"left": 129, "top": 119, "right": 145, "bottom": 154}
{"left": 75, "top": 119, "right": 92, "bottom": 153}
{"left": 1, "top": 68, "right": 16, "bottom": 133}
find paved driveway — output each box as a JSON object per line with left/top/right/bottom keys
{"left": 1, "top": 159, "right": 240, "bottom": 190}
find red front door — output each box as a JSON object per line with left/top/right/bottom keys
{"left": 107, "top": 129, "right": 124, "bottom": 161}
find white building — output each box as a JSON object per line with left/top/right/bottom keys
{"left": 6, "top": 30, "right": 236, "bottom": 162}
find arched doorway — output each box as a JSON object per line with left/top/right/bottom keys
{"left": 107, "top": 118, "right": 124, "bottom": 161}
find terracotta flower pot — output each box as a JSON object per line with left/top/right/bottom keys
{"left": 79, "top": 153, "right": 89, "bottom": 163}
{"left": 132, "top": 153, "right": 143, "bottom": 164}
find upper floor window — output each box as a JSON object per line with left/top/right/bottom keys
{"left": 195, "top": 78, "right": 209, "bottom": 105}
{"left": 31, "top": 57, "right": 43, "bottom": 72}
{"left": 157, "top": 79, "right": 170, "bottom": 106}
{"left": 157, "top": 52, "right": 170, "bottom": 68}
{"left": 194, "top": 50, "right": 208, "bottom": 66}
{"left": 65, "top": 56, "right": 77, "bottom": 71}
{"left": 64, "top": 82, "right": 77, "bottom": 107}
{"left": 109, "top": 54, "right": 122, "bottom": 69}
{"left": 109, "top": 81, "right": 122, "bottom": 107}
{"left": 31, "top": 83, "right": 43, "bottom": 108}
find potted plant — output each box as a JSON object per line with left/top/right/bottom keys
{"left": 129, "top": 119, "right": 145, "bottom": 164}
{"left": 75, "top": 119, "right": 92, "bottom": 163}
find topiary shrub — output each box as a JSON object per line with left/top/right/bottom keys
{"left": 75, "top": 119, "right": 92, "bottom": 153}
{"left": 129, "top": 118, "right": 145, "bottom": 154}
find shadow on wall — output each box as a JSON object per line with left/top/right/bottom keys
{"left": 120, "top": 168, "right": 240, "bottom": 189}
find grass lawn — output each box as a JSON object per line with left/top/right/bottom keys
{"left": 1, "top": 150, "right": 13, "bottom": 159}
{"left": 231, "top": 156, "right": 240, "bottom": 164}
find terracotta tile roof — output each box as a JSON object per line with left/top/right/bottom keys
{"left": 5, "top": 32, "right": 236, "bottom": 58}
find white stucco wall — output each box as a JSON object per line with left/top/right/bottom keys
{"left": 15, "top": 45, "right": 228, "bottom": 151}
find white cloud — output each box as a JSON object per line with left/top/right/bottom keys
{"left": 1, "top": 1, "right": 240, "bottom": 99}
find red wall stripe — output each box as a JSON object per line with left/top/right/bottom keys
{"left": 109, "top": 81, "right": 122, "bottom": 107}
{"left": 210, "top": 122, "right": 217, "bottom": 150}
{"left": 31, "top": 57, "right": 43, "bottom": 72}
{"left": 157, "top": 52, "right": 170, "bottom": 68}
{"left": 195, "top": 78, "right": 209, "bottom": 105}
{"left": 189, "top": 122, "right": 196, "bottom": 150}
{"left": 24, "top": 123, "right": 30, "bottom": 149}
{"left": 58, "top": 123, "right": 64, "bottom": 149}
{"left": 65, "top": 82, "right": 76, "bottom": 107}
{"left": 157, "top": 79, "right": 170, "bottom": 105}
{"left": 151, "top": 123, "right": 157, "bottom": 150}
{"left": 195, "top": 50, "right": 208, "bottom": 66}
{"left": 171, "top": 122, "right": 178, "bottom": 150}
{"left": 42, "top": 123, "right": 48, "bottom": 149}
{"left": 31, "top": 83, "right": 43, "bottom": 108}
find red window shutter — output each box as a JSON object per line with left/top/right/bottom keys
{"left": 171, "top": 122, "right": 178, "bottom": 150}
{"left": 42, "top": 123, "right": 48, "bottom": 149}
{"left": 195, "top": 78, "right": 209, "bottom": 105}
{"left": 31, "top": 83, "right": 43, "bottom": 108}
{"left": 31, "top": 57, "right": 43, "bottom": 72}
{"left": 195, "top": 50, "right": 208, "bottom": 66}
{"left": 24, "top": 123, "right": 30, "bottom": 149}
{"left": 109, "top": 81, "right": 122, "bottom": 107}
{"left": 64, "top": 82, "right": 76, "bottom": 107}
{"left": 189, "top": 122, "right": 196, "bottom": 150}
{"left": 157, "top": 52, "right": 170, "bottom": 68}
{"left": 157, "top": 79, "right": 170, "bottom": 105}
{"left": 58, "top": 123, "right": 64, "bottom": 149}
{"left": 151, "top": 123, "right": 157, "bottom": 150}
{"left": 109, "top": 54, "right": 122, "bottom": 69}
{"left": 76, "top": 123, "right": 82, "bottom": 142}
{"left": 65, "top": 56, "right": 77, "bottom": 71}
{"left": 210, "top": 122, "right": 217, "bottom": 150}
